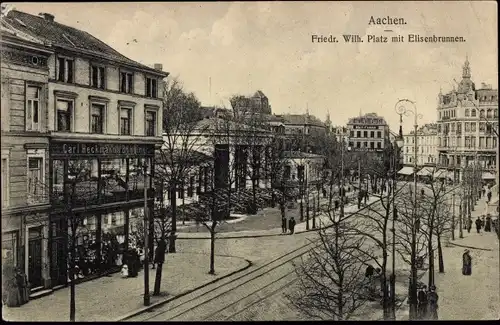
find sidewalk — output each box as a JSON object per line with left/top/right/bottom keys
{"left": 2, "top": 253, "right": 250, "bottom": 322}
{"left": 395, "top": 200, "right": 499, "bottom": 320}
{"left": 177, "top": 195, "right": 381, "bottom": 240}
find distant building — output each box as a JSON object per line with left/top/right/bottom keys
{"left": 346, "top": 113, "right": 390, "bottom": 154}
{"left": 403, "top": 123, "right": 438, "bottom": 166}
{"left": 230, "top": 90, "right": 271, "bottom": 115}
{"left": 436, "top": 56, "right": 498, "bottom": 180}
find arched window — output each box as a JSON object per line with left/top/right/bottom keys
{"left": 480, "top": 109, "right": 485, "bottom": 118}
{"left": 465, "top": 109, "right": 470, "bottom": 117}
{"left": 487, "top": 109, "right": 492, "bottom": 118}
{"left": 471, "top": 109, "right": 476, "bottom": 117}
{"left": 494, "top": 110, "right": 498, "bottom": 118}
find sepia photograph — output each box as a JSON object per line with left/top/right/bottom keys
{"left": 1, "top": 0, "right": 498, "bottom": 321}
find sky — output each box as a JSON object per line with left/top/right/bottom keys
{"left": 8, "top": 1, "right": 498, "bottom": 132}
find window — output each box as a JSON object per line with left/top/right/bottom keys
{"left": 91, "top": 104, "right": 104, "bottom": 134}
{"left": 348, "top": 142, "right": 354, "bottom": 148}
{"left": 56, "top": 99, "right": 73, "bottom": 132}
{"left": 120, "top": 72, "right": 133, "bottom": 93}
{"left": 363, "top": 141, "right": 367, "bottom": 148}
{"left": 465, "top": 109, "right": 470, "bottom": 117}
{"left": 486, "top": 109, "right": 492, "bottom": 118}
{"left": 471, "top": 109, "right": 476, "bottom": 117}
{"left": 377, "top": 131, "right": 381, "bottom": 138}
{"left": 486, "top": 137, "right": 491, "bottom": 149}
{"left": 479, "top": 122, "right": 485, "bottom": 133}
{"left": 26, "top": 85, "right": 41, "bottom": 131}
{"left": 57, "top": 57, "right": 74, "bottom": 83}
{"left": 451, "top": 123, "right": 455, "bottom": 132}
{"left": 370, "top": 131, "right": 374, "bottom": 138}
{"left": 145, "top": 110, "right": 156, "bottom": 136}
{"left": 28, "top": 156, "right": 44, "bottom": 204}
{"left": 479, "top": 137, "right": 485, "bottom": 148}
{"left": 2, "top": 232, "right": 18, "bottom": 266}
{"left": 356, "top": 142, "right": 360, "bottom": 148}
{"left": 91, "top": 65, "right": 105, "bottom": 89}
{"left": 370, "top": 142, "right": 374, "bottom": 149}
{"left": 350, "top": 131, "right": 354, "bottom": 138}
{"left": 457, "top": 123, "right": 462, "bottom": 134}
{"left": 188, "top": 176, "right": 194, "bottom": 197}
{"left": 120, "top": 108, "right": 132, "bottom": 135}
{"left": 145, "top": 77, "right": 158, "bottom": 98}
{"left": 1, "top": 157, "right": 8, "bottom": 207}
{"left": 471, "top": 123, "right": 476, "bottom": 132}
{"left": 471, "top": 136, "right": 476, "bottom": 148}
{"left": 494, "top": 110, "right": 498, "bottom": 118}
{"left": 465, "top": 122, "right": 470, "bottom": 132}
{"left": 363, "top": 131, "right": 368, "bottom": 137}
{"left": 480, "top": 110, "right": 485, "bottom": 118}
{"left": 357, "top": 131, "right": 361, "bottom": 137}
{"left": 284, "top": 165, "right": 291, "bottom": 179}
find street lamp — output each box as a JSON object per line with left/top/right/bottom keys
{"left": 395, "top": 99, "right": 422, "bottom": 320}
{"left": 390, "top": 132, "right": 404, "bottom": 320}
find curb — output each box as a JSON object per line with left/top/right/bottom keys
{"left": 116, "top": 256, "right": 253, "bottom": 321}
{"left": 448, "top": 241, "right": 494, "bottom": 252}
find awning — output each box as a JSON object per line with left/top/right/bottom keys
{"left": 482, "top": 172, "right": 496, "bottom": 180}
{"left": 417, "top": 167, "right": 433, "bottom": 177}
{"left": 397, "top": 166, "right": 414, "bottom": 175}
{"left": 433, "top": 169, "right": 448, "bottom": 179}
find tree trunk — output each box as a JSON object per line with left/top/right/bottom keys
{"left": 169, "top": 185, "right": 177, "bottom": 253}
{"left": 153, "top": 263, "right": 163, "bottom": 295}
{"left": 209, "top": 229, "right": 215, "bottom": 275}
{"left": 437, "top": 234, "right": 444, "bottom": 273}
{"left": 251, "top": 178, "right": 257, "bottom": 214}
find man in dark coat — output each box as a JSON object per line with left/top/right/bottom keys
{"left": 487, "top": 189, "right": 492, "bottom": 203}
{"left": 427, "top": 286, "right": 439, "bottom": 320}
{"left": 417, "top": 285, "right": 428, "bottom": 319}
{"left": 334, "top": 199, "right": 339, "bottom": 211}
{"left": 485, "top": 215, "right": 492, "bottom": 232}
{"left": 154, "top": 240, "right": 167, "bottom": 266}
{"left": 475, "top": 217, "right": 482, "bottom": 233}
{"left": 281, "top": 216, "right": 287, "bottom": 234}
{"left": 462, "top": 249, "right": 472, "bottom": 275}
{"left": 289, "top": 217, "right": 296, "bottom": 234}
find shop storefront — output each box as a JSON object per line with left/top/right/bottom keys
{"left": 48, "top": 141, "right": 156, "bottom": 286}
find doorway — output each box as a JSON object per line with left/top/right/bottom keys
{"left": 28, "top": 226, "right": 43, "bottom": 289}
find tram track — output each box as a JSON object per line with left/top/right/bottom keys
{"left": 126, "top": 184, "right": 411, "bottom": 322}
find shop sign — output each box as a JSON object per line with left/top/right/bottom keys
{"left": 353, "top": 125, "right": 380, "bottom": 130}
{"left": 352, "top": 148, "right": 384, "bottom": 152}
{"left": 51, "top": 142, "right": 155, "bottom": 156}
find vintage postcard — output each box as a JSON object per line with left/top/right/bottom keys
{"left": 1, "top": 1, "right": 498, "bottom": 321}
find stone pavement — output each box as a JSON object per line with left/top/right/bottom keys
{"left": 177, "top": 195, "right": 381, "bottom": 239}
{"left": 2, "top": 253, "right": 250, "bottom": 322}
{"left": 395, "top": 199, "right": 499, "bottom": 321}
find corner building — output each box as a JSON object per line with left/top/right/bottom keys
{"left": 3, "top": 10, "right": 168, "bottom": 289}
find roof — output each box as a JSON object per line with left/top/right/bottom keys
{"left": 253, "top": 90, "right": 267, "bottom": 99}
{"left": 3, "top": 10, "right": 166, "bottom": 76}
{"left": 278, "top": 114, "right": 326, "bottom": 127}
{"left": 194, "top": 117, "right": 272, "bottom": 135}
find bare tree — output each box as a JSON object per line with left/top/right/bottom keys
{"left": 287, "top": 133, "right": 372, "bottom": 320}
{"left": 160, "top": 76, "right": 208, "bottom": 254}
{"left": 393, "top": 187, "right": 429, "bottom": 320}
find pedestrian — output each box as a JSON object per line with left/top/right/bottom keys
{"left": 417, "top": 285, "right": 428, "bottom": 319}
{"left": 154, "top": 239, "right": 167, "bottom": 268}
{"left": 462, "top": 249, "right": 472, "bottom": 275}
{"left": 365, "top": 264, "right": 374, "bottom": 279}
{"left": 485, "top": 215, "right": 492, "bottom": 232}
{"left": 364, "top": 190, "right": 368, "bottom": 205}
{"left": 427, "top": 285, "right": 439, "bottom": 320}
{"left": 487, "top": 189, "right": 492, "bottom": 203}
{"left": 289, "top": 216, "right": 296, "bottom": 234}
{"left": 468, "top": 218, "right": 472, "bottom": 233}
{"left": 281, "top": 216, "right": 287, "bottom": 234}
{"left": 481, "top": 216, "right": 486, "bottom": 228}
{"left": 475, "top": 217, "right": 482, "bottom": 233}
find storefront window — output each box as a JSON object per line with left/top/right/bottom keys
{"left": 129, "top": 158, "right": 146, "bottom": 200}
{"left": 52, "top": 159, "right": 65, "bottom": 203}
{"left": 128, "top": 207, "right": 144, "bottom": 250}
{"left": 66, "top": 159, "right": 99, "bottom": 207}
{"left": 101, "top": 212, "right": 126, "bottom": 268}
{"left": 101, "top": 158, "right": 128, "bottom": 204}
{"left": 69, "top": 215, "right": 99, "bottom": 277}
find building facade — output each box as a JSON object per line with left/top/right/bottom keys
{"left": 436, "top": 57, "right": 498, "bottom": 179}
{"left": 347, "top": 113, "right": 390, "bottom": 154}
{"left": 1, "top": 20, "right": 53, "bottom": 290}
{"left": 402, "top": 123, "right": 438, "bottom": 166}
{"left": 2, "top": 10, "right": 168, "bottom": 290}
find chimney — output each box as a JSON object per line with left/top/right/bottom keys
{"left": 39, "top": 12, "right": 55, "bottom": 22}
{"left": 153, "top": 63, "right": 163, "bottom": 71}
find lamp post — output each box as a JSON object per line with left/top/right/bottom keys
{"left": 143, "top": 160, "right": 151, "bottom": 306}
{"left": 390, "top": 129, "right": 404, "bottom": 320}
{"left": 395, "top": 99, "right": 422, "bottom": 320}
